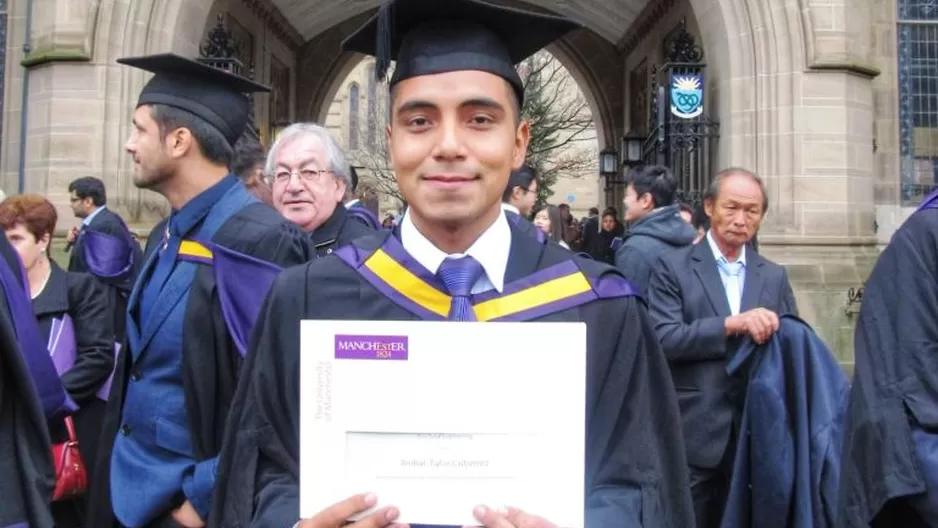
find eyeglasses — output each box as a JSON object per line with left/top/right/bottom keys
{"left": 267, "top": 168, "right": 331, "bottom": 185}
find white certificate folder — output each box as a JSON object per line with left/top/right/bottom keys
{"left": 299, "top": 320, "right": 587, "bottom": 527}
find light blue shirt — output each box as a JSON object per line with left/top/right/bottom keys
{"left": 81, "top": 205, "right": 106, "bottom": 226}
{"left": 706, "top": 230, "right": 746, "bottom": 315}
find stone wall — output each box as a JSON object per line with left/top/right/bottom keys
{"left": 617, "top": 0, "right": 892, "bottom": 363}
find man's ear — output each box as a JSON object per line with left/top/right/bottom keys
{"left": 165, "top": 127, "right": 193, "bottom": 159}
{"left": 512, "top": 120, "right": 530, "bottom": 170}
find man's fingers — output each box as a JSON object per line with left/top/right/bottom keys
{"left": 310, "top": 493, "right": 378, "bottom": 527}
{"left": 349, "top": 507, "right": 401, "bottom": 528}
{"left": 472, "top": 505, "right": 516, "bottom": 528}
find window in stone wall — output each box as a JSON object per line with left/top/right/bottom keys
{"left": 349, "top": 83, "right": 360, "bottom": 151}
{"left": 898, "top": 0, "right": 938, "bottom": 204}
{"left": 0, "top": 0, "right": 7, "bottom": 149}
{"left": 269, "top": 56, "right": 291, "bottom": 132}
{"left": 367, "top": 64, "right": 377, "bottom": 150}
{"left": 227, "top": 15, "right": 254, "bottom": 75}
{"left": 629, "top": 59, "right": 649, "bottom": 136}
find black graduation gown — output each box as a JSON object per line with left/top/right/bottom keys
{"left": 34, "top": 260, "right": 113, "bottom": 523}
{"left": 838, "top": 207, "right": 938, "bottom": 527}
{"left": 210, "top": 221, "right": 694, "bottom": 528}
{"left": 86, "top": 202, "right": 314, "bottom": 528}
{"left": 0, "top": 237, "right": 55, "bottom": 527}
{"left": 68, "top": 207, "right": 143, "bottom": 341}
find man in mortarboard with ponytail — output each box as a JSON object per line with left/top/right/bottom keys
{"left": 211, "top": 1, "right": 693, "bottom": 527}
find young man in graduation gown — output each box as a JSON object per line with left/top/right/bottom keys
{"left": 211, "top": 1, "right": 693, "bottom": 527}
{"left": 86, "top": 55, "right": 313, "bottom": 528}
{"left": 0, "top": 235, "right": 56, "bottom": 527}
{"left": 838, "top": 189, "right": 938, "bottom": 527}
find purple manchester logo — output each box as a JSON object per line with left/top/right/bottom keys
{"left": 334, "top": 335, "right": 409, "bottom": 360}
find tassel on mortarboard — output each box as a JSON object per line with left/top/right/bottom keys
{"left": 374, "top": 1, "right": 394, "bottom": 81}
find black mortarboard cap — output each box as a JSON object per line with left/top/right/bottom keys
{"left": 117, "top": 53, "right": 271, "bottom": 146}
{"left": 341, "top": 0, "right": 580, "bottom": 104}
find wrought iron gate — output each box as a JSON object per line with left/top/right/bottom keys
{"left": 642, "top": 23, "right": 720, "bottom": 206}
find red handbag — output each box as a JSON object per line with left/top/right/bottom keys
{"left": 51, "top": 416, "right": 87, "bottom": 501}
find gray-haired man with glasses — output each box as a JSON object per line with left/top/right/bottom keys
{"left": 266, "top": 123, "right": 375, "bottom": 257}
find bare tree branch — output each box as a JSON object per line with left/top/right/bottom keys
{"left": 521, "top": 51, "right": 597, "bottom": 207}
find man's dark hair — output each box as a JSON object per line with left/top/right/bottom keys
{"left": 692, "top": 201, "right": 710, "bottom": 231}
{"left": 626, "top": 165, "right": 678, "bottom": 209}
{"left": 68, "top": 176, "right": 107, "bottom": 206}
{"left": 230, "top": 133, "right": 265, "bottom": 180}
{"left": 349, "top": 166, "right": 359, "bottom": 192}
{"left": 149, "top": 104, "right": 234, "bottom": 166}
{"left": 502, "top": 165, "right": 538, "bottom": 203}
{"left": 705, "top": 167, "right": 769, "bottom": 214}
{"left": 588, "top": 207, "right": 599, "bottom": 216}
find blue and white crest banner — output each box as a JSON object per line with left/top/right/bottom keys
{"left": 670, "top": 73, "right": 704, "bottom": 119}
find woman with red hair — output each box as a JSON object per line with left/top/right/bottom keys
{"left": 0, "top": 194, "right": 113, "bottom": 527}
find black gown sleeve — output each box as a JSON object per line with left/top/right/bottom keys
{"left": 210, "top": 266, "right": 306, "bottom": 528}
{"left": 61, "top": 272, "right": 115, "bottom": 403}
{"left": 585, "top": 295, "right": 695, "bottom": 528}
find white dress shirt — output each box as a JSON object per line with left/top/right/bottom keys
{"left": 400, "top": 209, "right": 511, "bottom": 294}
{"left": 500, "top": 202, "right": 520, "bottom": 215}
{"left": 706, "top": 230, "right": 747, "bottom": 315}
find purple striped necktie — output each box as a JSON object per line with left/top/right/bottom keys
{"left": 437, "top": 256, "right": 485, "bottom": 321}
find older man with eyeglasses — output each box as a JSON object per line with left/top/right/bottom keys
{"left": 267, "top": 123, "right": 375, "bottom": 257}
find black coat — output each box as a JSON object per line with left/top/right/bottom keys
{"left": 838, "top": 207, "right": 938, "bottom": 527}
{"left": 308, "top": 204, "right": 375, "bottom": 258}
{"left": 0, "top": 236, "right": 55, "bottom": 527}
{"left": 647, "top": 241, "right": 798, "bottom": 470}
{"left": 33, "top": 260, "right": 113, "bottom": 485}
{"left": 211, "top": 222, "right": 695, "bottom": 528}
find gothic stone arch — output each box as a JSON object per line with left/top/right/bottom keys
{"left": 87, "top": 0, "right": 871, "bottom": 241}
{"left": 296, "top": 14, "right": 622, "bottom": 152}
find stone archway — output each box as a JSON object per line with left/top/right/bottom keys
{"left": 297, "top": 25, "right": 623, "bottom": 152}
{"left": 82, "top": 0, "right": 874, "bottom": 243}
{"left": 85, "top": 0, "right": 216, "bottom": 221}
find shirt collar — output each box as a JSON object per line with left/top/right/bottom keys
{"left": 501, "top": 202, "right": 520, "bottom": 215}
{"left": 345, "top": 198, "right": 360, "bottom": 208}
{"left": 400, "top": 209, "right": 511, "bottom": 293}
{"left": 82, "top": 205, "right": 106, "bottom": 226}
{"left": 706, "top": 230, "right": 746, "bottom": 266}
{"left": 170, "top": 175, "right": 238, "bottom": 237}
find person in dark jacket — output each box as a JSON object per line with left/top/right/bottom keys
{"left": 231, "top": 132, "right": 273, "bottom": 206}
{"left": 266, "top": 122, "right": 375, "bottom": 256}
{"left": 501, "top": 165, "right": 538, "bottom": 218}
{"left": 838, "top": 188, "right": 938, "bottom": 527}
{"left": 647, "top": 167, "right": 798, "bottom": 528}
{"left": 65, "top": 176, "right": 142, "bottom": 341}
{"left": 0, "top": 194, "right": 114, "bottom": 527}
{"left": 0, "top": 233, "right": 56, "bottom": 528}
{"left": 615, "top": 165, "right": 697, "bottom": 292}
